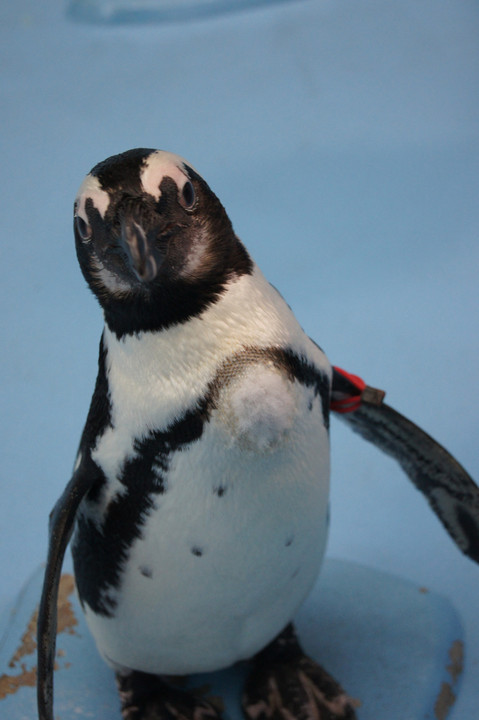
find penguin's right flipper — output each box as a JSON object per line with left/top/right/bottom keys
{"left": 331, "top": 366, "right": 479, "bottom": 565}
{"left": 36, "top": 463, "right": 102, "bottom": 720}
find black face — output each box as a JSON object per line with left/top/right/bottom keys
{"left": 74, "top": 148, "right": 252, "bottom": 338}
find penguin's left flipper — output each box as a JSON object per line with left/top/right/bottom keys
{"left": 242, "top": 624, "right": 358, "bottom": 720}
{"left": 37, "top": 463, "right": 103, "bottom": 720}
{"left": 332, "top": 366, "right": 479, "bottom": 564}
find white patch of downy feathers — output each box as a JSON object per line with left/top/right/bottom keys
{"left": 222, "top": 366, "right": 297, "bottom": 452}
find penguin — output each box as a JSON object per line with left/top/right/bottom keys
{"left": 37, "top": 148, "right": 479, "bottom": 720}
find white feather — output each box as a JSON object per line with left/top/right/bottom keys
{"left": 140, "top": 150, "right": 196, "bottom": 201}
{"left": 75, "top": 174, "right": 110, "bottom": 219}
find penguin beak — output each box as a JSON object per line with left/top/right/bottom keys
{"left": 119, "top": 217, "right": 163, "bottom": 283}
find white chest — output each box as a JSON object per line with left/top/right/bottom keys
{"left": 79, "top": 269, "right": 332, "bottom": 675}
{"left": 83, "top": 369, "right": 330, "bottom": 675}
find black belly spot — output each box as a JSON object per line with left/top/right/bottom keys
{"left": 285, "top": 536, "right": 294, "bottom": 547}
{"left": 139, "top": 565, "right": 153, "bottom": 578}
{"left": 214, "top": 485, "right": 227, "bottom": 497}
{"left": 191, "top": 546, "right": 204, "bottom": 557}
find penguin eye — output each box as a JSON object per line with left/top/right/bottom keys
{"left": 75, "top": 214, "right": 92, "bottom": 242}
{"left": 179, "top": 180, "right": 196, "bottom": 210}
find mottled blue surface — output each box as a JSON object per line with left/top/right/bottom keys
{"left": 67, "top": 0, "right": 302, "bottom": 24}
{"left": 0, "top": 0, "right": 478, "bottom": 717}
{"left": 0, "top": 560, "right": 465, "bottom": 718}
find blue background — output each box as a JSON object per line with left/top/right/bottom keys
{"left": 1, "top": 0, "right": 478, "bottom": 716}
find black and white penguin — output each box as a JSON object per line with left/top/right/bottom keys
{"left": 37, "top": 148, "right": 479, "bottom": 720}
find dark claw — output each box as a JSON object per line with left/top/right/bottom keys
{"left": 116, "top": 671, "right": 223, "bottom": 720}
{"left": 242, "top": 625, "right": 358, "bottom": 720}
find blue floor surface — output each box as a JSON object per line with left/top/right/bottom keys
{"left": 0, "top": 560, "right": 466, "bottom": 719}
{"left": 1, "top": 1, "right": 478, "bottom": 717}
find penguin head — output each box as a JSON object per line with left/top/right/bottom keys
{"left": 74, "top": 148, "right": 252, "bottom": 336}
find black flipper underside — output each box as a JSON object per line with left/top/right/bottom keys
{"left": 37, "top": 336, "right": 111, "bottom": 720}
{"left": 36, "top": 466, "right": 101, "bottom": 720}
{"left": 332, "top": 367, "right": 479, "bottom": 564}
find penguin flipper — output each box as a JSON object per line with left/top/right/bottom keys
{"left": 37, "top": 468, "right": 99, "bottom": 720}
{"left": 331, "top": 366, "right": 479, "bottom": 564}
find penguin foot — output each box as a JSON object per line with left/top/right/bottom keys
{"left": 116, "top": 671, "right": 223, "bottom": 720}
{"left": 242, "top": 624, "right": 358, "bottom": 720}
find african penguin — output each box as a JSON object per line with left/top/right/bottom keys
{"left": 37, "top": 148, "right": 479, "bottom": 720}
{"left": 70, "top": 148, "right": 346, "bottom": 715}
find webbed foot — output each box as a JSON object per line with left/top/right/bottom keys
{"left": 242, "top": 624, "right": 358, "bottom": 720}
{"left": 116, "top": 670, "right": 223, "bottom": 720}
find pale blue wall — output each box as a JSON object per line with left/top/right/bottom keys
{"left": 1, "top": 1, "right": 478, "bottom": 715}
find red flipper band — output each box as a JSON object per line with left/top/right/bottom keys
{"left": 331, "top": 367, "right": 385, "bottom": 414}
